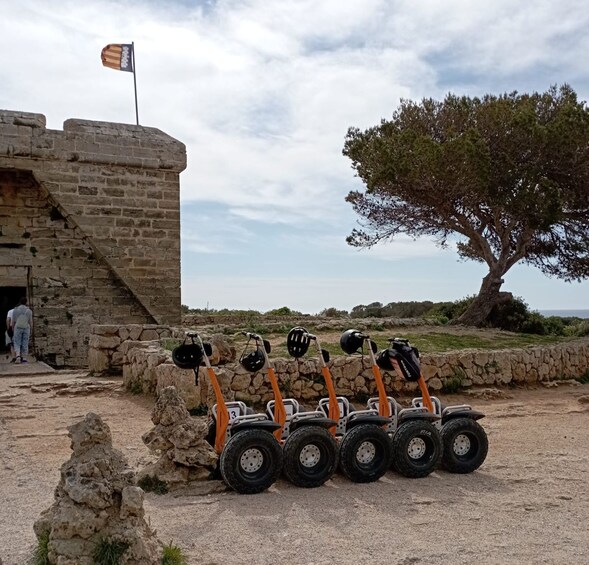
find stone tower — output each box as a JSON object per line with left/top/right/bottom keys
{"left": 0, "top": 110, "right": 186, "bottom": 367}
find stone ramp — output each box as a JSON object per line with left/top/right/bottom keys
{"left": 0, "top": 357, "right": 55, "bottom": 376}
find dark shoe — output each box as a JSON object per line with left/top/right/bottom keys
{"left": 10, "top": 357, "right": 16, "bottom": 363}
{"left": 21, "top": 359, "right": 28, "bottom": 364}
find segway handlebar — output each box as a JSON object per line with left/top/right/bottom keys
{"left": 242, "top": 331, "right": 262, "bottom": 342}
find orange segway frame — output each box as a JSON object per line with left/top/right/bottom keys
{"left": 242, "top": 332, "right": 288, "bottom": 441}
{"left": 190, "top": 333, "right": 231, "bottom": 454}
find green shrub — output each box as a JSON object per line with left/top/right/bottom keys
{"left": 319, "top": 307, "right": 349, "bottom": 317}
{"left": 573, "top": 320, "right": 589, "bottom": 337}
{"left": 441, "top": 368, "right": 467, "bottom": 394}
{"left": 576, "top": 370, "right": 589, "bottom": 385}
{"left": 162, "top": 543, "right": 188, "bottom": 565}
{"left": 126, "top": 380, "right": 143, "bottom": 395}
{"left": 161, "top": 338, "right": 181, "bottom": 351}
{"left": 137, "top": 475, "right": 169, "bottom": 495}
{"left": 31, "top": 531, "right": 50, "bottom": 565}
{"left": 93, "top": 539, "right": 129, "bottom": 565}
{"left": 265, "top": 306, "right": 301, "bottom": 316}
{"left": 519, "top": 312, "right": 548, "bottom": 335}
{"left": 426, "top": 297, "right": 474, "bottom": 321}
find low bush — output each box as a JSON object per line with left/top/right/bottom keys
{"left": 137, "top": 475, "right": 169, "bottom": 495}
{"left": 31, "top": 531, "right": 50, "bottom": 565}
{"left": 93, "top": 539, "right": 129, "bottom": 565}
{"left": 162, "top": 543, "right": 188, "bottom": 565}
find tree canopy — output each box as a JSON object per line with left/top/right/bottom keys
{"left": 343, "top": 85, "right": 589, "bottom": 326}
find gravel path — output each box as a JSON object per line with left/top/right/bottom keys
{"left": 1, "top": 370, "right": 588, "bottom": 564}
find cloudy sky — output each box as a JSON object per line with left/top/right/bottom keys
{"left": 2, "top": 0, "right": 589, "bottom": 313}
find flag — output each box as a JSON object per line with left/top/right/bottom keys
{"left": 101, "top": 43, "right": 134, "bottom": 72}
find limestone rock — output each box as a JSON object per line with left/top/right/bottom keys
{"left": 33, "top": 412, "right": 161, "bottom": 564}
{"left": 209, "top": 334, "right": 236, "bottom": 364}
{"left": 139, "top": 386, "right": 217, "bottom": 489}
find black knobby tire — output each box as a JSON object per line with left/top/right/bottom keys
{"left": 283, "top": 426, "right": 338, "bottom": 488}
{"left": 392, "top": 419, "right": 442, "bottom": 478}
{"left": 339, "top": 424, "right": 392, "bottom": 483}
{"left": 206, "top": 421, "right": 216, "bottom": 448}
{"left": 205, "top": 421, "right": 223, "bottom": 479}
{"left": 441, "top": 417, "right": 488, "bottom": 474}
{"left": 219, "top": 429, "right": 283, "bottom": 494}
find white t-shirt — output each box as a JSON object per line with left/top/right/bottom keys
{"left": 7, "top": 309, "right": 13, "bottom": 326}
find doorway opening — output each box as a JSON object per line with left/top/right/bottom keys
{"left": 1, "top": 287, "right": 27, "bottom": 353}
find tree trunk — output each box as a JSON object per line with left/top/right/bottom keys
{"left": 451, "top": 270, "right": 505, "bottom": 327}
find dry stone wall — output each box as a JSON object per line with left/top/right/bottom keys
{"left": 0, "top": 110, "right": 186, "bottom": 367}
{"left": 119, "top": 337, "right": 589, "bottom": 410}
{"left": 88, "top": 324, "right": 180, "bottom": 375}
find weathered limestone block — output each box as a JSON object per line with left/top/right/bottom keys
{"left": 428, "top": 377, "right": 443, "bottom": 391}
{"left": 203, "top": 335, "right": 235, "bottom": 365}
{"left": 421, "top": 364, "right": 439, "bottom": 380}
{"left": 120, "top": 486, "right": 145, "bottom": 520}
{"left": 89, "top": 334, "right": 121, "bottom": 349}
{"left": 231, "top": 372, "right": 252, "bottom": 392}
{"left": 342, "top": 358, "right": 363, "bottom": 380}
{"left": 140, "top": 329, "right": 159, "bottom": 341}
{"left": 88, "top": 348, "right": 109, "bottom": 373}
{"left": 155, "top": 363, "right": 203, "bottom": 409}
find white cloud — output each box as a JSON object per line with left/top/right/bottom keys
{"left": 3, "top": 0, "right": 589, "bottom": 309}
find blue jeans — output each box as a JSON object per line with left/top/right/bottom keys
{"left": 13, "top": 327, "right": 30, "bottom": 358}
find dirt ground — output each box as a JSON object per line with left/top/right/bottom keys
{"left": 1, "top": 370, "right": 589, "bottom": 565}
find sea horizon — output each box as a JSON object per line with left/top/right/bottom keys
{"left": 538, "top": 309, "right": 589, "bottom": 319}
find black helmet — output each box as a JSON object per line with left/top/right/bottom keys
{"left": 239, "top": 348, "right": 266, "bottom": 373}
{"left": 376, "top": 349, "right": 394, "bottom": 371}
{"left": 172, "top": 342, "right": 204, "bottom": 369}
{"left": 287, "top": 327, "right": 311, "bottom": 358}
{"left": 340, "top": 329, "right": 364, "bottom": 354}
{"left": 340, "top": 329, "right": 377, "bottom": 355}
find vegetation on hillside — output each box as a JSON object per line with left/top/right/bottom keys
{"left": 183, "top": 296, "right": 589, "bottom": 338}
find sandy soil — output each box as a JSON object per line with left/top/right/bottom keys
{"left": 1, "top": 370, "right": 589, "bottom": 565}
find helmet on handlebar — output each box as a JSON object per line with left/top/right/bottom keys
{"left": 239, "top": 348, "right": 266, "bottom": 372}
{"left": 287, "top": 327, "right": 311, "bottom": 358}
{"left": 339, "top": 329, "right": 364, "bottom": 354}
{"left": 340, "top": 329, "right": 377, "bottom": 355}
{"left": 172, "top": 342, "right": 204, "bottom": 369}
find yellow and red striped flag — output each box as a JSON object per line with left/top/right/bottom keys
{"left": 101, "top": 43, "right": 134, "bottom": 72}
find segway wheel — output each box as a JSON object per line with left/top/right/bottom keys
{"left": 339, "top": 424, "right": 392, "bottom": 483}
{"left": 441, "top": 417, "right": 488, "bottom": 474}
{"left": 219, "top": 429, "right": 283, "bottom": 494}
{"left": 391, "top": 419, "right": 442, "bottom": 478}
{"left": 283, "top": 426, "right": 338, "bottom": 488}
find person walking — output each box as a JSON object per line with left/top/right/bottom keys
{"left": 12, "top": 297, "right": 33, "bottom": 364}
{"left": 5, "top": 306, "right": 16, "bottom": 362}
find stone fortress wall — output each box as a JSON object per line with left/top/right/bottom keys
{"left": 0, "top": 110, "right": 186, "bottom": 366}
{"left": 89, "top": 325, "right": 589, "bottom": 409}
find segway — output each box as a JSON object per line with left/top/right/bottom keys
{"left": 377, "top": 338, "right": 488, "bottom": 473}
{"left": 240, "top": 332, "right": 338, "bottom": 488}
{"left": 341, "top": 329, "right": 443, "bottom": 479}
{"left": 171, "top": 333, "right": 283, "bottom": 494}
{"left": 287, "top": 327, "right": 392, "bottom": 483}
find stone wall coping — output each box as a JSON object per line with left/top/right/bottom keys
{"left": 0, "top": 110, "right": 186, "bottom": 171}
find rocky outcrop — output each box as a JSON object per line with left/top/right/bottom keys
{"left": 33, "top": 413, "right": 161, "bottom": 564}
{"left": 138, "top": 387, "right": 218, "bottom": 488}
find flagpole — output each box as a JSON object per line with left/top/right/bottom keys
{"left": 132, "top": 41, "right": 139, "bottom": 125}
